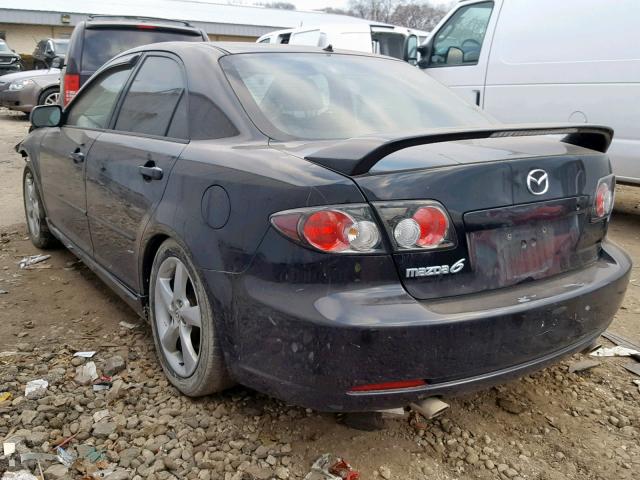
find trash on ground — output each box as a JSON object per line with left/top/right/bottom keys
{"left": 377, "top": 407, "right": 407, "bottom": 418}
{"left": 118, "top": 321, "right": 137, "bottom": 329}
{"left": 0, "top": 289, "right": 8, "bottom": 294}
{"left": 92, "top": 382, "right": 112, "bottom": 392}
{"left": 624, "top": 363, "right": 640, "bottom": 377}
{"left": 3, "top": 440, "right": 16, "bottom": 456}
{"left": 411, "top": 397, "right": 450, "bottom": 419}
{"left": 18, "top": 254, "right": 51, "bottom": 269}
{"left": 568, "top": 359, "right": 600, "bottom": 373}
{"left": 0, "top": 470, "right": 38, "bottom": 480}
{"left": 304, "top": 453, "right": 360, "bottom": 480}
{"left": 75, "top": 361, "right": 98, "bottom": 385}
{"left": 73, "top": 351, "right": 97, "bottom": 358}
{"left": 57, "top": 446, "right": 77, "bottom": 467}
{"left": 590, "top": 346, "right": 639, "bottom": 357}
{"left": 0, "top": 391, "right": 12, "bottom": 403}
{"left": 602, "top": 330, "right": 640, "bottom": 351}
{"left": 19, "top": 452, "right": 59, "bottom": 463}
{"left": 24, "top": 378, "right": 48, "bottom": 399}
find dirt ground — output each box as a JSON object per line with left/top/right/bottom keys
{"left": 0, "top": 109, "right": 639, "bottom": 480}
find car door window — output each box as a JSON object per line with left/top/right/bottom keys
{"left": 430, "top": 1, "right": 494, "bottom": 66}
{"left": 114, "top": 56, "right": 186, "bottom": 137}
{"left": 66, "top": 67, "right": 132, "bottom": 129}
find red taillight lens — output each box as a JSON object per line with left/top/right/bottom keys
{"left": 270, "top": 205, "right": 383, "bottom": 254}
{"left": 302, "top": 210, "right": 352, "bottom": 252}
{"left": 137, "top": 24, "right": 157, "bottom": 30}
{"left": 592, "top": 175, "right": 615, "bottom": 221}
{"left": 349, "top": 379, "right": 426, "bottom": 392}
{"left": 63, "top": 74, "right": 79, "bottom": 105}
{"left": 413, "top": 206, "right": 448, "bottom": 247}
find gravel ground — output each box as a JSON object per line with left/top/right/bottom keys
{"left": 0, "top": 108, "right": 639, "bottom": 480}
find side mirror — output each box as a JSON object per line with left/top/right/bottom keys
{"left": 30, "top": 105, "right": 62, "bottom": 129}
{"left": 51, "top": 57, "right": 64, "bottom": 69}
{"left": 403, "top": 35, "right": 418, "bottom": 66}
{"left": 417, "top": 38, "right": 433, "bottom": 69}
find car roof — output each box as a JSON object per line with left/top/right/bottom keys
{"left": 118, "top": 41, "right": 390, "bottom": 59}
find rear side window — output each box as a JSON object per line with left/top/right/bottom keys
{"left": 114, "top": 56, "right": 186, "bottom": 137}
{"left": 66, "top": 66, "right": 132, "bottom": 129}
{"left": 81, "top": 28, "right": 202, "bottom": 72}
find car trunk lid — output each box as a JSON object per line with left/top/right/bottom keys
{"left": 271, "top": 124, "right": 614, "bottom": 300}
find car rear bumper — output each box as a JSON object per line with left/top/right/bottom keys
{"left": 208, "top": 240, "right": 631, "bottom": 411}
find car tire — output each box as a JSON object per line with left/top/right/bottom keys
{"left": 38, "top": 87, "right": 60, "bottom": 106}
{"left": 23, "top": 167, "right": 58, "bottom": 249}
{"left": 149, "top": 239, "right": 234, "bottom": 396}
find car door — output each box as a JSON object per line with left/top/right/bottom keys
{"left": 37, "top": 62, "right": 134, "bottom": 253}
{"left": 85, "top": 54, "right": 188, "bottom": 291}
{"left": 420, "top": 1, "right": 499, "bottom": 106}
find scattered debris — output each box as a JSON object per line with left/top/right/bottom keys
{"left": 118, "top": 321, "right": 137, "bottom": 330}
{"left": 590, "top": 346, "right": 639, "bottom": 357}
{"left": 0, "top": 470, "right": 38, "bottom": 480}
{"left": 73, "top": 351, "right": 97, "bottom": 358}
{"left": 602, "top": 330, "right": 640, "bottom": 351}
{"left": 18, "top": 254, "right": 51, "bottom": 269}
{"left": 92, "top": 382, "right": 112, "bottom": 392}
{"left": 568, "top": 359, "right": 600, "bottom": 373}
{"left": 3, "top": 441, "right": 16, "bottom": 456}
{"left": 24, "top": 379, "right": 48, "bottom": 399}
{"left": 93, "top": 410, "right": 111, "bottom": 423}
{"left": 0, "top": 289, "right": 8, "bottom": 294}
{"left": 56, "top": 446, "right": 76, "bottom": 467}
{"left": 304, "top": 454, "right": 360, "bottom": 480}
{"left": 0, "top": 391, "right": 12, "bottom": 403}
{"left": 411, "top": 397, "right": 450, "bottom": 420}
{"left": 75, "top": 361, "right": 98, "bottom": 385}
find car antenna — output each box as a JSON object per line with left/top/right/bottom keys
{"left": 323, "top": 44, "right": 333, "bottom": 53}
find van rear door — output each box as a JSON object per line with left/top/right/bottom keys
{"left": 419, "top": 0, "right": 500, "bottom": 106}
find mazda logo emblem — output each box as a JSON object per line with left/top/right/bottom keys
{"left": 526, "top": 169, "right": 549, "bottom": 195}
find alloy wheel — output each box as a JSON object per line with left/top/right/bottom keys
{"left": 154, "top": 257, "right": 202, "bottom": 377}
{"left": 24, "top": 172, "right": 41, "bottom": 238}
{"left": 43, "top": 91, "right": 59, "bottom": 105}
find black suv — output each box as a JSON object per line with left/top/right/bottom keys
{"left": 32, "top": 38, "right": 69, "bottom": 69}
{"left": 0, "top": 39, "right": 22, "bottom": 75}
{"left": 61, "top": 15, "right": 208, "bottom": 104}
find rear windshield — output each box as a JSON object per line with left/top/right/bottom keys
{"left": 221, "top": 53, "right": 493, "bottom": 141}
{"left": 81, "top": 28, "right": 202, "bottom": 72}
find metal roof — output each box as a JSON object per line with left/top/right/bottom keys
{"left": 0, "top": 0, "right": 370, "bottom": 36}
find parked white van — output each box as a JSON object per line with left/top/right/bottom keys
{"left": 418, "top": 0, "right": 640, "bottom": 184}
{"left": 257, "top": 23, "right": 429, "bottom": 65}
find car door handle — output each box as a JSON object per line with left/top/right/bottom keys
{"left": 69, "top": 151, "right": 85, "bottom": 163}
{"left": 139, "top": 165, "right": 163, "bottom": 181}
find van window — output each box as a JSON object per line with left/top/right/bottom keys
{"left": 291, "top": 30, "right": 321, "bottom": 46}
{"left": 114, "top": 56, "right": 186, "bottom": 137}
{"left": 259, "top": 38, "right": 271, "bottom": 44}
{"left": 430, "top": 1, "right": 493, "bottom": 66}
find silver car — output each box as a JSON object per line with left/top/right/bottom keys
{"left": 0, "top": 68, "right": 60, "bottom": 113}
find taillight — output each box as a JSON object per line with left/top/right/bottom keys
{"left": 592, "top": 175, "right": 615, "bottom": 221}
{"left": 374, "top": 201, "right": 456, "bottom": 251}
{"left": 63, "top": 74, "right": 79, "bottom": 105}
{"left": 137, "top": 24, "right": 157, "bottom": 30}
{"left": 270, "top": 204, "right": 383, "bottom": 254}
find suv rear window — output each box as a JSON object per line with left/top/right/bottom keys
{"left": 81, "top": 28, "right": 202, "bottom": 72}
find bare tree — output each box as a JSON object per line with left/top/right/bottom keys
{"left": 347, "top": 0, "right": 449, "bottom": 30}
{"left": 255, "top": 2, "right": 296, "bottom": 9}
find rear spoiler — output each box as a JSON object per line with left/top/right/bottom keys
{"left": 304, "top": 124, "right": 613, "bottom": 176}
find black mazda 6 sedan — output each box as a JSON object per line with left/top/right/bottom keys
{"left": 18, "top": 42, "right": 631, "bottom": 411}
